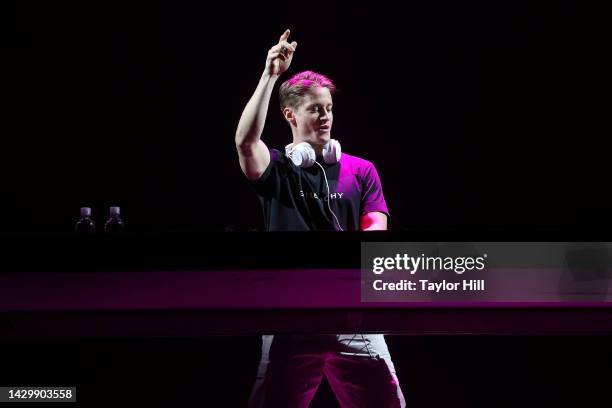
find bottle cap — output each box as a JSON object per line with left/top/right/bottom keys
{"left": 80, "top": 207, "right": 92, "bottom": 217}
{"left": 109, "top": 206, "right": 121, "bottom": 216}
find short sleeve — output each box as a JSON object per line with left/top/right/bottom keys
{"left": 244, "top": 148, "right": 282, "bottom": 198}
{"left": 360, "top": 161, "right": 390, "bottom": 218}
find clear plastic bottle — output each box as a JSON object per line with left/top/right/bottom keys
{"left": 104, "top": 206, "right": 125, "bottom": 234}
{"left": 75, "top": 207, "right": 96, "bottom": 234}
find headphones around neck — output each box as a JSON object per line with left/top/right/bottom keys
{"left": 285, "top": 139, "right": 342, "bottom": 168}
{"left": 284, "top": 138, "right": 344, "bottom": 231}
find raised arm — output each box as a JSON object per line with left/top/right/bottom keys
{"left": 235, "top": 29, "right": 298, "bottom": 181}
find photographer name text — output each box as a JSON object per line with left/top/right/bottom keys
{"left": 372, "top": 279, "right": 485, "bottom": 292}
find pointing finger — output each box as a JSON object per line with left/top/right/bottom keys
{"left": 279, "top": 29, "right": 290, "bottom": 43}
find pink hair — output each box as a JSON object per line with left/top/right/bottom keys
{"left": 279, "top": 70, "right": 336, "bottom": 111}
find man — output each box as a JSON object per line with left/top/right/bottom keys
{"left": 235, "top": 29, "right": 405, "bottom": 407}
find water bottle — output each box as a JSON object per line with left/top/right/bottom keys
{"left": 75, "top": 207, "right": 96, "bottom": 234}
{"left": 104, "top": 206, "right": 125, "bottom": 234}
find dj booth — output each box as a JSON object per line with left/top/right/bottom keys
{"left": 1, "top": 233, "right": 611, "bottom": 338}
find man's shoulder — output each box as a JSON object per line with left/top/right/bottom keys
{"left": 340, "top": 152, "right": 376, "bottom": 171}
{"left": 270, "top": 148, "right": 283, "bottom": 161}
{"left": 267, "top": 148, "right": 291, "bottom": 168}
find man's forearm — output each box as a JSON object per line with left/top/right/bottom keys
{"left": 361, "top": 223, "right": 387, "bottom": 231}
{"left": 235, "top": 72, "right": 279, "bottom": 147}
{"left": 360, "top": 212, "right": 388, "bottom": 231}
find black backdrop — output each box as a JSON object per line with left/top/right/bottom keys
{"left": 3, "top": 2, "right": 611, "bottom": 407}
{"left": 4, "top": 1, "right": 607, "bottom": 235}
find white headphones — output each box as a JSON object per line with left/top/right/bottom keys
{"left": 284, "top": 139, "right": 342, "bottom": 168}
{"left": 284, "top": 139, "right": 344, "bottom": 231}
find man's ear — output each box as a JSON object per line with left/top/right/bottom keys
{"left": 283, "top": 107, "right": 297, "bottom": 127}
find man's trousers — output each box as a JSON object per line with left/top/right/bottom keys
{"left": 249, "top": 334, "right": 406, "bottom": 408}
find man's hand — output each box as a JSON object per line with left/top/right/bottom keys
{"left": 265, "top": 29, "right": 298, "bottom": 77}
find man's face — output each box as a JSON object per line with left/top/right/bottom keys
{"left": 291, "top": 87, "right": 333, "bottom": 146}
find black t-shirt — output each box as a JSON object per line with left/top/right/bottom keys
{"left": 247, "top": 148, "right": 389, "bottom": 231}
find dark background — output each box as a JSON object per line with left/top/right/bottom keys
{"left": 2, "top": 336, "right": 612, "bottom": 407}
{"left": 4, "top": 0, "right": 608, "bottom": 234}
{"left": 3, "top": 1, "right": 610, "bottom": 407}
